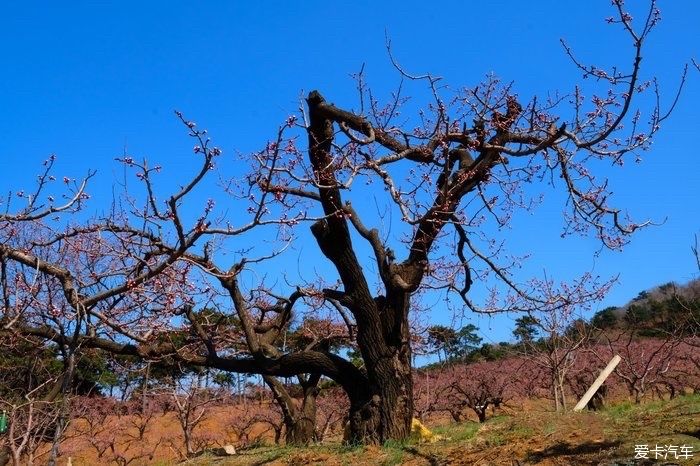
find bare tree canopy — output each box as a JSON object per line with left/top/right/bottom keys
{"left": 0, "top": 0, "right": 689, "bottom": 444}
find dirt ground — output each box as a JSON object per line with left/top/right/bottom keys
{"left": 60, "top": 394, "right": 700, "bottom": 465}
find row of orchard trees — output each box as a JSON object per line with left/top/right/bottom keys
{"left": 65, "top": 373, "right": 349, "bottom": 464}
{"left": 1, "top": 278, "right": 697, "bottom": 464}
{"left": 0, "top": 312, "right": 355, "bottom": 464}
{"left": 0, "top": 339, "right": 352, "bottom": 465}
{"left": 511, "top": 277, "right": 700, "bottom": 411}
{"left": 415, "top": 333, "right": 700, "bottom": 425}
{"left": 416, "top": 277, "right": 700, "bottom": 419}
{"left": 0, "top": 2, "right": 691, "bottom": 460}
{"left": 3, "top": 329, "right": 698, "bottom": 464}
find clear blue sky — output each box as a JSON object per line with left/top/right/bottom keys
{"left": 2, "top": 1, "right": 699, "bottom": 345}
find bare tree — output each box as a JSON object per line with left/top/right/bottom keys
{"left": 223, "top": 397, "right": 284, "bottom": 447}
{"left": 76, "top": 396, "right": 161, "bottom": 466}
{"left": 0, "top": 380, "right": 62, "bottom": 466}
{"left": 518, "top": 311, "right": 596, "bottom": 411}
{"left": 1, "top": 0, "right": 685, "bottom": 443}
{"left": 434, "top": 360, "right": 518, "bottom": 422}
{"left": 164, "top": 372, "right": 219, "bottom": 459}
{"left": 604, "top": 332, "right": 680, "bottom": 404}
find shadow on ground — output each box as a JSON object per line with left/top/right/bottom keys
{"left": 525, "top": 440, "right": 621, "bottom": 463}
{"left": 403, "top": 446, "right": 446, "bottom": 466}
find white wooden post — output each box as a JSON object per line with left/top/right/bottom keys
{"left": 573, "top": 354, "right": 621, "bottom": 412}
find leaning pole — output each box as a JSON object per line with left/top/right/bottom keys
{"left": 573, "top": 355, "right": 622, "bottom": 412}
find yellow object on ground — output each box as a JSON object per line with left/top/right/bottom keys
{"left": 411, "top": 418, "right": 448, "bottom": 443}
{"left": 342, "top": 418, "right": 448, "bottom": 444}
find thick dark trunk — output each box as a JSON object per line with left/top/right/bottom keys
{"left": 346, "top": 295, "right": 413, "bottom": 444}
{"left": 285, "top": 416, "right": 316, "bottom": 445}
{"left": 264, "top": 374, "right": 319, "bottom": 446}
{"left": 306, "top": 91, "right": 416, "bottom": 445}
{"left": 283, "top": 385, "right": 318, "bottom": 446}
{"left": 347, "top": 354, "right": 413, "bottom": 444}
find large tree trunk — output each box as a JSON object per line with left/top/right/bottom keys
{"left": 264, "top": 374, "right": 319, "bottom": 446}
{"left": 285, "top": 415, "right": 316, "bottom": 445}
{"left": 306, "top": 90, "right": 416, "bottom": 444}
{"left": 284, "top": 377, "right": 318, "bottom": 445}
{"left": 346, "top": 360, "right": 413, "bottom": 444}
{"left": 346, "top": 294, "right": 413, "bottom": 444}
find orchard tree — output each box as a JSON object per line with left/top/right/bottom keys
{"left": 605, "top": 332, "right": 682, "bottom": 403}
{"left": 75, "top": 397, "right": 162, "bottom": 466}
{"left": 164, "top": 372, "right": 219, "bottom": 459}
{"left": 433, "top": 360, "right": 518, "bottom": 423}
{"left": 517, "top": 307, "right": 597, "bottom": 411}
{"left": 0, "top": 0, "right": 686, "bottom": 444}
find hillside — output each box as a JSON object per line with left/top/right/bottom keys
{"left": 180, "top": 394, "right": 700, "bottom": 466}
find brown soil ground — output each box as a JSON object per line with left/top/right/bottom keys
{"left": 57, "top": 394, "right": 700, "bottom": 465}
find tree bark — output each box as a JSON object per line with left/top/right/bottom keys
{"left": 264, "top": 375, "right": 319, "bottom": 446}
{"left": 285, "top": 416, "right": 316, "bottom": 446}
{"left": 306, "top": 91, "right": 414, "bottom": 444}
{"left": 345, "top": 292, "right": 413, "bottom": 444}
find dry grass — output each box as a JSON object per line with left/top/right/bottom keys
{"left": 60, "top": 393, "right": 700, "bottom": 465}
{"left": 189, "top": 394, "right": 700, "bottom": 466}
